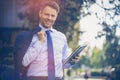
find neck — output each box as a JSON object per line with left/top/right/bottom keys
{"left": 39, "top": 24, "right": 52, "bottom": 31}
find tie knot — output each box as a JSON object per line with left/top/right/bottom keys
{"left": 46, "top": 30, "right": 51, "bottom": 34}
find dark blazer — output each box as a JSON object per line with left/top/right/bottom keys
{"left": 13, "top": 26, "right": 41, "bottom": 80}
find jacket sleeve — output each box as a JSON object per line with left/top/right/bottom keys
{"left": 13, "top": 32, "right": 30, "bottom": 80}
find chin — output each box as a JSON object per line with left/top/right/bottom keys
{"left": 44, "top": 26, "right": 51, "bottom": 28}
{"left": 45, "top": 24, "right": 52, "bottom": 28}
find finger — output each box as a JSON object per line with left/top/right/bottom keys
{"left": 38, "top": 31, "right": 46, "bottom": 37}
{"left": 75, "top": 56, "right": 79, "bottom": 59}
{"left": 37, "top": 31, "right": 46, "bottom": 43}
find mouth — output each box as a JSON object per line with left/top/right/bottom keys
{"left": 45, "top": 20, "right": 53, "bottom": 26}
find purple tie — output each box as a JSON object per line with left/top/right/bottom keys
{"left": 46, "top": 30, "right": 55, "bottom": 80}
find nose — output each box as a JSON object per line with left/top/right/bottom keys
{"left": 47, "top": 15, "right": 52, "bottom": 20}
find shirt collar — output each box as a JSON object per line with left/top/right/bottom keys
{"left": 39, "top": 24, "right": 53, "bottom": 32}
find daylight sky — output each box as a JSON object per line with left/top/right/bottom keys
{"left": 79, "top": 0, "right": 120, "bottom": 50}
{"left": 79, "top": 14, "right": 105, "bottom": 50}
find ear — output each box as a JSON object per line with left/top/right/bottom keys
{"left": 39, "top": 11, "right": 42, "bottom": 18}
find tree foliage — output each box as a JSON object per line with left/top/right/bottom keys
{"left": 94, "top": 0, "right": 120, "bottom": 68}
{"left": 90, "top": 47, "right": 105, "bottom": 68}
{"left": 79, "top": 0, "right": 120, "bottom": 79}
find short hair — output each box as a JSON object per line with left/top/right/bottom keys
{"left": 40, "top": 1, "right": 60, "bottom": 13}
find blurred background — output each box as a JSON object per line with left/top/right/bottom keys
{"left": 0, "top": 0, "right": 120, "bottom": 80}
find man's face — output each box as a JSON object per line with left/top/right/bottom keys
{"left": 39, "top": 6, "right": 58, "bottom": 28}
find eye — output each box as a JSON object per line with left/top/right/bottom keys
{"left": 51, "top": 15, "right": 55, "bottom": 18}
{"left": 45, "top": 13, "right": 49, "bottom": 16}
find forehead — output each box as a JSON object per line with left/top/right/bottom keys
{"left": 41, "top": 6, "right": 58, "bottom": 14}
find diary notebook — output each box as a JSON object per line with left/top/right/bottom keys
{"left": 64, "top": 44, "right": 87, "bottom": 65}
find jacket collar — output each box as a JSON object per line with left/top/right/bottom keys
{"left": 31, "top": 26, "right": 41, "bottom": 34}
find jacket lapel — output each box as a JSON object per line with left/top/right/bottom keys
{"left": 24, "top": 26, "right": 41, "bottom": 53}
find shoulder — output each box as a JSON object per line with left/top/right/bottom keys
{"left": 52, "top": 29, "right": 67, "bottom": 41}
{"left": 53, "top": 29, "right": 66, "bottom": 36}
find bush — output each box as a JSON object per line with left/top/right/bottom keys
{"left": 91, "top": 71, "right": 101, "bottom": 76}
{"left": 91, "top": 71, "right": 107, "bottom": 77}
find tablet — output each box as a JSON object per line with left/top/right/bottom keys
{"left": 64, "top": 44, "right": 87, "bottom": 65}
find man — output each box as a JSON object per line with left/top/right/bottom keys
{"left": 14, "top": 1, "right": 79, "bottom": 80}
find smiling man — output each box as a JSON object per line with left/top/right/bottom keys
{"left": 14, "top": 1, "right": 79, "bottom": 80}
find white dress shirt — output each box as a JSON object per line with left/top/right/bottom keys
{"left": 22, "top": 25, "right": 70, "bottom": 77}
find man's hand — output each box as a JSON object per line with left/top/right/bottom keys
{"left": 37, "top": 31, "right": 46, "bottom": 43}
{"left": 71, "top": 55, "right": 80, "bottom": 65}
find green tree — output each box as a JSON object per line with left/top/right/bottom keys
{"left": 75, "top": 2, "right": 120, "bottom": 79}
{"left": 90, "top": 0, "right": 120, "bottom": 79}
{"left": 90, "top": 47, "right": 105, "bottom": 68}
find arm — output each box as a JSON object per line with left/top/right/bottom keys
{"left": 62, "top": 36, "right": 80, "bottom": 68}
{"left": 62, "top": 36, "right": 72, "bottom": 68}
